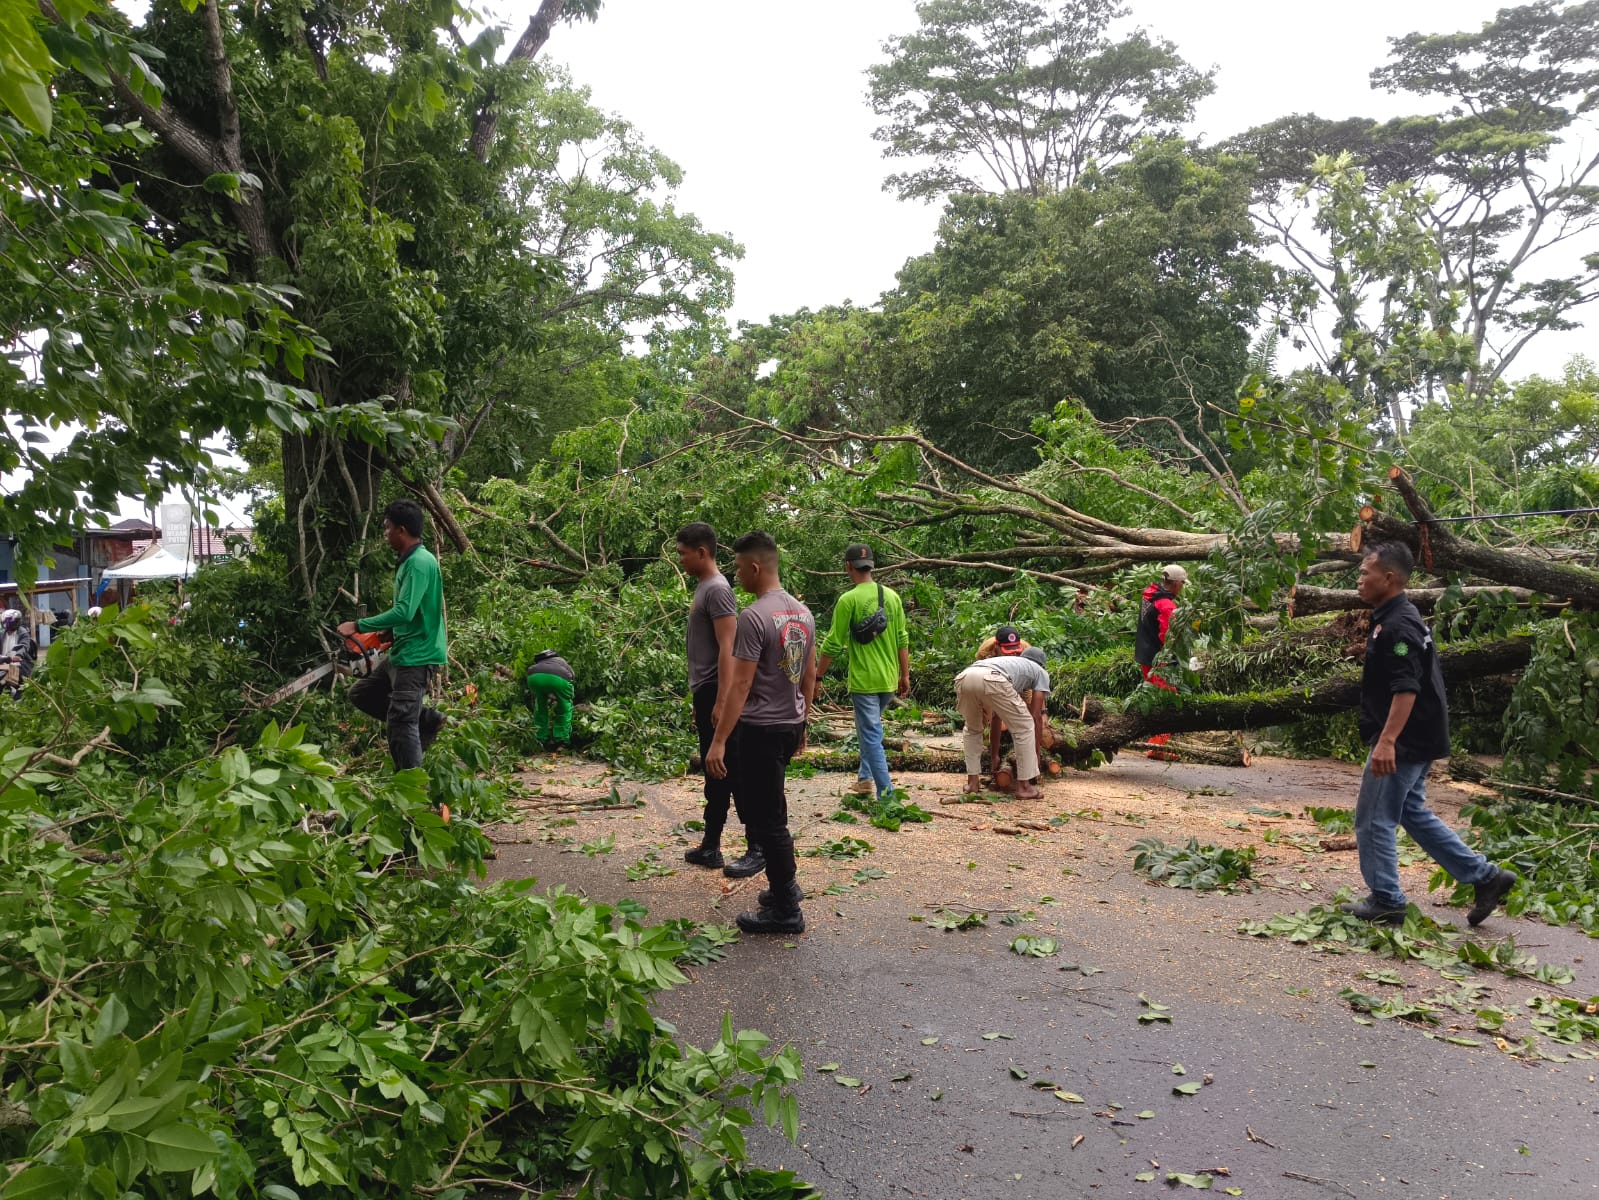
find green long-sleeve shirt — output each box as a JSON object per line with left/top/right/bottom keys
{"left": 357, "top": 543, "right": 447, "bottom": 666}
{"left": 819, "top": 579, "right": 910, "bottom": 694}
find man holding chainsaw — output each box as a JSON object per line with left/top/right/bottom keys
{"left": 338, "top": 499, "right": 447, "bottom": 771}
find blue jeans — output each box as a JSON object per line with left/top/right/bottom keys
{"left": 851, "top": 692, "right": 895, "bottom": 796}
{"left": 1354, "top": 756, "right": 1495, "bottom": 908}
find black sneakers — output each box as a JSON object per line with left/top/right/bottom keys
{"left": 723, "top": 849, "right": 766, "bottom": 878}
{"left": 1468, "top": 869, "right": 1517, "bottom": 927}
{"left": 683, "top": 844, "right": 724, "bottom": 869}
{"left": 1341, "top": 896, "right": 1407, "bottom": 925}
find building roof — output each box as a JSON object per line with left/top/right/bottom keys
{"left": 82, "top": 519, "right": 160, "bottom": 538}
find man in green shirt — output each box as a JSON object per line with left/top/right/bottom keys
{"left": 338, "top": 499, "right": 447, "bottom": 771}
{"left": 814, "top": 542, "right": 911, "bottom": 798}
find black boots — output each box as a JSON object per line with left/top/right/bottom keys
{"left": 1340, "top": 896, "right": 1407, "bottom": 925}
{"left": 737, "top": 879, "right": 804, "bottom": 935}
{"left": 1468, "top": 869, "right": 1517, "bottom": 926}
{"left": 722, "top": 847, "right": 767, "bottom": 879}
{"left": 683, "top": 842, "right": 724, "bottom": 869}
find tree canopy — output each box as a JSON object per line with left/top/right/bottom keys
{"left": 868, "top": 0, "right": 1213, "bottom": 201}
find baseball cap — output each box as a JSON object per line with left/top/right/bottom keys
{"left": 1021, "top": 646, "right": 1047, "bottom": 667}
{"left": 844, "top": 543, "right": 874, "bottom": 569}
{"left": 1161, "top": 565, "right": 1189, "bottom": 585}
{"left": 995, "top": 625, "right": 1024, "bottom": 654}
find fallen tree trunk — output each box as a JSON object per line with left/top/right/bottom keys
{"left": 792, "top": 746, "right": 969, "bottom": 774}
{"left": 1357, "top": 470, "right": 1599, "bottom": 609}
{"left": 1128, "top": 738, "right": 1252, "bottom": 767}
{"left": 1288, "top": 583, "right": 1550, "bottom": 618}
{"left": 1056, "top": 636, "right": 1534, "bottom": 764}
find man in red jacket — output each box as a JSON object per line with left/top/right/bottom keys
{"left": 1134, "top": 565, "right": 1188, "bottom": 760}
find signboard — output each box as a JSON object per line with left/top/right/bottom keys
{"left": 160, "top": 502, "right": 191, "bottom": 562}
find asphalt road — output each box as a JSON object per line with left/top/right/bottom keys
{"left": 487, "top": 755, "right": 1599, "bottom": 1200}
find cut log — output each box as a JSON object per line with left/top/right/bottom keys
{"left": 1446, "top": 754, "right": 1494, "bottom": 784}
{"left": 1055, "top": 637, "right": 1533, "bottom": 765}
{"left": 1288, "top": 583, "right": 1548, "bottom": 618}
{"left": 1319, "top": 835, "right": 1357, "bottom": 851}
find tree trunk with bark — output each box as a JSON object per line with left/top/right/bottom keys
{"left": 1054, "top": 637, "right": 1534, "bottom": 764}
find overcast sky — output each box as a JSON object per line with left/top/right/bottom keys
{"left": 524, "top": 0, "right": 1589, "bottom": 376}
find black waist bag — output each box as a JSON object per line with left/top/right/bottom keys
{"left": 850, "top": 583, "right": 888, "bottom": 644}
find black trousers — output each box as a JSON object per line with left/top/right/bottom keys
{"left": 692, "top": 682, "right": 736, "bottom": 842}
{"left": 350, "top": 660, "right": 442, "bottom": 770}
{"left": 731, "top": 721, "right": 804, "bottom": 893}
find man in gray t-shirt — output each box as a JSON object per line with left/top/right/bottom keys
{"left": 731, "top": 587, "right": 816, "bottom": 725}
{"left": 706, "top": 530, "right": 817, "bottom": 936}
{"left": 677, "top": 524, "right": 753, "bottom": 874}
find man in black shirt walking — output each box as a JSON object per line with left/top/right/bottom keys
{"left": 1344, "top": 542, "right": 1516, "bottom": 926}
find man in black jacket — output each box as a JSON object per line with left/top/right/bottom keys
{"left": 1344, "top": 543, "right": 1516, "bottom": 926}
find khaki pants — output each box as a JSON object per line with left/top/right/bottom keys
{"left": 955, "top": 666, "right": 1038, "bottom": 780}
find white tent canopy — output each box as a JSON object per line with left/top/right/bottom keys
{"left": 101, "top": 544, "right": 197, "bottom": 580}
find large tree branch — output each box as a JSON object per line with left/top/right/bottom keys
{"left": 468, "top": 0, "right": 565, "bottom": 163}
{"left": 1359, "top": 469, "right": 1599, "bottom": 608}
{"left": 36, "top": 0, "right": 221, "bottom": 177}
{"left": 1287, "top": 583, "right": 1553, "bottom": 617}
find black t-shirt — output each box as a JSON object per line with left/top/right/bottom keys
{"left": 1359, "top": 595, "right": 1450, "bottom": 762}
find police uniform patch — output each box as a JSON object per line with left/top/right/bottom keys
{"left": 1393, "top": 641, "right": 1410, "bottom": 657}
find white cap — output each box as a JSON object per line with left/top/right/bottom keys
{"left": 87, "top": 606, "right": 103, "bottom": 618}
{"left": 1161, "top": 565, "right": 1189, "bottom": 584}
{"left": 0, "top": 609, "right": 18, "bottom": 624}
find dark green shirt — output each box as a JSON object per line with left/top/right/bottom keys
{"left": 358, "top": 543, "right": 447, "bottom": 666}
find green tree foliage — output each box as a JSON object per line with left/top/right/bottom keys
{"left": 0, "top": 0, "right": 442, "bottom": 589}
{"left": 692, "top": 305, "right": 895, "bottom": 436}
{"left": 1290, "top": 154, "right": 1477, "bottom": 433}
{"left": 878, "top": 141, "right": 1287, "bottom": 468}
{"left": 1236, "top": 1, "right": 1599, "bottom": 405}
{"left": 1406, "top": 358, "right": 1599, "bottom": 515}
{"left": 0, "top": 607, "right": 810, "bottom": 1199}
{"left": 451, "top": 67, "right": 740, "bottom": 479}
{"left": 69, "top": 0, "right": 736, "bottom": 609}
{"left": 868, "top": 0, "right": 1213, "bottom": 201}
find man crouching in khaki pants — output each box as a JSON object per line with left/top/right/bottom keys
{"left": 954, "top": 625, "right": 1050, "bottom": 800}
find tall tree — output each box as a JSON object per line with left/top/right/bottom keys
{"left": 50, "top": 0, "right": 734, "bottom": 615}
{"left": 0, "top": 0, "right": 440, "bottom": 586}
{"left": 692, "top": 305, "right": 893, "bottom": 438}
{"left": 877, "top": 141, "right": 1286, "bottom": 470}
{"left": 1234, "top": 1, "right": 1599, "bottom": 408}
{"left": 868, "top": 0, "right": 1213, "bottom": 202}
